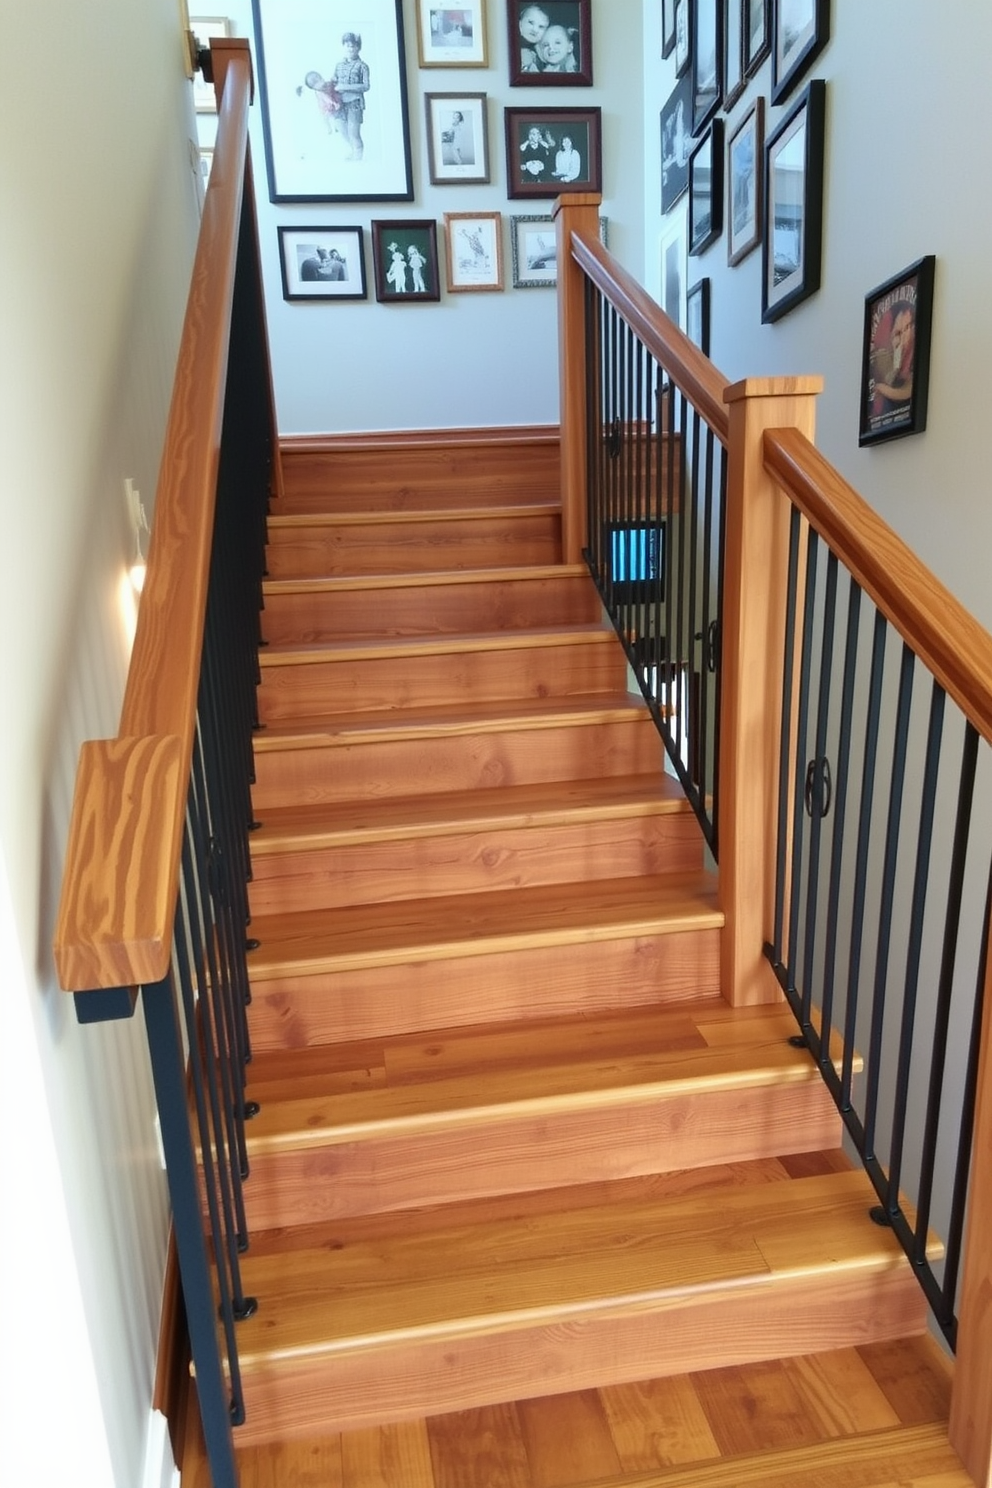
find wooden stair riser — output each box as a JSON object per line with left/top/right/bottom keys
{"left": 247, "top": 811, "right": 703, "bottom": 916}
{"left": 264, "top": 511, "right": 560, "bottom": 578}
{"left": 256, "top": 634, "right": 628, "bottom": 723}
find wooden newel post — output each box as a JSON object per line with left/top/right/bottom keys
{"left": 719, "top": 377, "right": 822, "bottom": 1007}
{"left": 554, "top": 192, "right": 601, "bottom": 565}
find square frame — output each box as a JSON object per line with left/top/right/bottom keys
{"left": 688, "top": 120, "right": 724, "bottom": 257}
{"left": 771, "top": 0, "right": 829, "bottom": 104}
{"left": 687, "top": 278, "right": 711, "bottom": 354}
{"left": 691, "top": 0, "right": 722, "bottom": 134}
{"left": 858, "top": 256, "right": 935, "bottom": 447}
{"left": 744, "top": 0, "right": 770, "bottom": 75}
{"left": 416, "top": 2, "right": 489, "bottom": 67}
{"left": 425, "top": 93, "right": 490, "bottom": 183}
{"left": 727, "top": 96, "right": 764, "bottom": 266}
{"left": 277, "top": 225, "right": 367, "bottom": 300}
{"left": 507, "top": 2, "right": 593, "bottom": 86}
{"left": 660, "top": 198, "right": 689, "bottom": 330}
{"left": 444, "top": 211, "right": 503, "bottom": 292}
{"left": 505, "top": 106, "right": 602, "bottom": 199}
{"left": 723, "top": 0, "right": 745, "bottom": 110}
{"left": 252, "top": 0, "right": 413, "bottom": 203}
{"left": 661, "top": 71, "right": 693, "bottom": 214}
{"left": 662, "top": 0, "right": 678, "bottom": 58}
{"left": 762, "top": 79, "right": 826, "bottom": 323}
{"left": 371, "top": 219, "right": 441, "bottom": 302}
{"left": 191, "top": 16, "right": 232, "bottom": 111}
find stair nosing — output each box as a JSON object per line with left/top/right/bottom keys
{"left": 262, "top": 563, "right": 590, "bottom": 596}
{"left": 257, "top": 624, "right": 617, "bottom": 669}
{"left": 266, "top": 501, "right": 559, "bottom": 530}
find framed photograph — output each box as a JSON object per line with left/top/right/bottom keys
{"left": 687, "top": 278, "right": 711, "bottom": 353}
{"left": 425, "top": 93, "right": 490, "bottom": 184}
{"left": 507, "top": 2, "right": 593, "bottom": 86}
{"left": 692, "top": 0, "right": 722, "bottom": 133}
{"left": 510, "top": 215, "right": 557, "bottom": 287}
{"left": 688, "top": 120, "right": 724, "bottom": 256}
{"left": 762, "top": 80, "right": 826, "bottom": 323}
{"left": 505, "top": 106, "right": 602, "bottom": 199}
{"left": 674, "top": 0, "right": 691, "bottom": 77}
{"left": 191, "top": 17, "right": 232, "bottom": 111}
{"left": 660, "top": 199, "right": 689, "bottom": 330}
{"left": 277, "top": 224, "right": 367, "bottom": 300}
{"left": 744, "top": 0, "right": 770, "bottom": 75}
{"left": 727, "top": 96, "right": 763, "bottom": 265}
{"left": 771, "top": 0, "right": 829, "bottom": 104}
{"left": 251, "top": 0, "right": 413, "bottom": 203}
{"left": 416, "top": 2, "right": 488, "bottom": 67}
{"left": 198, "top": 148, "right": 214, "bottom": 195}
{"left": 371, "top": 220, "right": 440, "bottom": 302}
{"left": 444, "top": 212, "right": 503, "bottom": 292}
{"left": 662, "top": 0, "right": 678, "bottom": 58}
{"left": 661, "top": 71, "right": 692, "bottom": 213}
{"left": 858, "top": 256, "right": 935, "bottom": 447}
{"left": 723, "top": 0, "right": 745, "bottom": 109}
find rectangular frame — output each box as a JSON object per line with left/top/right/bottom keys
{"left": 688, "top": 120, "right": 724, "bottom": 257}
{"left": 675, "top": 0, "right": 692, "bottom": 77}
{"left": 252, "top": 0, "right": 413, "bottom": 203}
{"left": 371, "top": 219, "right": 441, "bottom": 302}
{"left": 762, "top": 80, "right": 825, "bottom": 323}
{"left": 727, "top": 95, "right": 763, "bottom": 266}
{"left": 425, "top": 93, "right": 490, "bottom": 184}
{"left": 509, "top": 214, "right": 606, "bottom": 288}
{"left": 660, "top": 198, "right": 689, "bottom": 330}
{"left": 661, "top": 70, "right": 692, "bottom": 214}
{"left": 605, "top": 518, "right": 667, "bottom": 604}
{"left": 771, "top": 0, "right": 829, "bottom": 104}
{"left": 444, "top": 211, "right": 503, "bottom": 292}
{"left": 744, "top": 0, "right": 770, "bottom": 75}
{"left": 504, "top": 106, "right": 602, "bottom": 199}
{"left": 687, "top": 278, "right": 711, "bottom": 354}
{"left": 723, "top": 0, "right": 745, "bottom": 110}
{"left": 507, "top": 2, "right": 593, "bottom": 86}
{"left": 858, "top": 255, "right": 935, "bottom": 447}
{"left": 277, "top": 224, "right": 368, "bottom": 300}
{"left": 691, "top": 0, "right": 722, "bottom": 133}
{"left": 662, "top": 0, "right": 678, "bottom": 58}
{"left": 191, "top": 16, "right": 232, "bottom": 111}
{"left": 416, "top": 2, "right": 489, "bottom": 67}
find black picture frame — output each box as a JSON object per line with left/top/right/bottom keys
{"left": 371, "top": 219, "right": 441, "bottom": 302}
{"left": 692, "top": 0, "right": 722, "bottom": 133}
{"left": 277, "top": 225, "right": 367, "bottom": 301}
{"left": 771, "top": 0, "right": 829, "bottom": 105}
{"left": 723, "top": 0, "right": 746, "bottom": 112}
{"left": 662, "top": 0, "right": 678, "bottom": 58}
{"left": 675, "top": 0, "right": 692, "bottom": 77}
{"left": 689, "top": 120, "right": 724, "bottom": 256}
{"left": 507, "top": 2, "right": 593, "bottom": 86}
{"left": 727, "top": 96, "right": 764, "bottom": 266}
{"left": 762, "top": 80, "right": 826, "bottom": 323}
{"left": 661, "top": 70, "right": 693, "bottom": 214}
{"left": 744, "top": 0, "right": 770, "bottom": 75}
{"left": 858, "top": 256, "right": 936, "bottom": 447}
{"left": 504, "top": 106, "right": 602, "bottom": 199}
{"left": 687, "top": 278, "right": 711, "bottom": 354}
{"left": 252, "top": 0, "right": 414, "bottom": 203}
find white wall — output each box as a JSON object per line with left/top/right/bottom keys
{"left": 0, "top": 0, "right": 202, "bottom": 1482}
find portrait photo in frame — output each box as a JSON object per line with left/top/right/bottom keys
{"left": 371, "top": 219, "right": 440, "bottom": 302}
{"left": 691, "top": 0, "right": 722, "bottom": 134}
{"left": 727, "top": 96, "right": 764, "bottom": 266}
{"left": 416, "top": 2, "right": 488, "bottom": 67}
{"left": 191, "top": 16, "right": 232, "bottom": 111}
{"left": 425, "top": 93, "right": 490, "bottom": 184}
{"left": 660, "top": 199, "right": 689, "bottom": 330}
{"left": 744, "top": 0, "right": 770, "bottom": 75}
{"left": 771, "top": 0, "right": 829, "bottom": 104}
{"left": 444, "top": 211, "right": 503, "bottom": 292}
{"left": 689, "top": 120, "right": 724, "bottom": 257}
{"left": 507, "top": 2, "right": 593, "bottom": 86}
{"left": 687, "top": 277, "right": 711, "bottom": 354}
{"left": 505, "top": 106, "right": 602, "bottom": 199}
{"left": 277, "top": 224, "right": 367, "bottom": 300}
{"left": 252, "top": 0, "right": 413, "bottom": 202}
{"left": 762, "top": 80, "right": 826, "bottom": 322}
{"left": 661, "top": 70, "right": 693, "bottom": 213}
{"left": 858, "top": 256, "right": 935, "bottom": 447}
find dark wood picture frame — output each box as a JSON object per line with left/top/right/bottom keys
{"left": 692, "top": 0, "right": 722, "bottom": 133}
{"left": 687, "top": 277, "right": 711, "bottom": 353}
{"left": 744, "top": 0, "right": 770, "bottom": 75}
{"left": 723, "top": 0, "right": 746, "bottom": 111}
{"left": 505, "top": 106, "right": 602, "bottom": 199}
{"left": 858, "top": 256, "right": 936, "bottom": 447}
{"left": 761, "top": 80, "right": 826, "bottom": 323}
{"left": 727, "top": 96, "right": 764, "bottom": 266}
{"left": 675, "top": 0, "right": 692, "bottom": 77}
{"left": 662, "top": 0, "right": 678, "bottom": 58}
{"left": 507, "top": 1, "right": 593, "bottom": 86}
{"left": 771, "top": 0, "right": 829, "bottom": 104}
{"left": 661, "top": 70, "right": 693, "bottom": 213}
{"left": 371, "top": 219, "right": 440, "bottom": 302}
{"left": 425, "top": 92, "right": 491, "bottom": 184}
{"left": 689, "top": 120, "right": 724, "bottom": 256}
{"left": 277, "top": 225, "right": 368, "bottom": 301}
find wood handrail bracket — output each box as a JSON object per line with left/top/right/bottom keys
{"left": 54, "top": 45, "right": 254, "bottom": 993}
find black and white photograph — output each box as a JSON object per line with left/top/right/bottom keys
{"left": 662, "top": 0, "right": 678, "bottom": 58}
{"left": 744, "top": 0, "right": 770, "bottom": 74}
{"left": 425, "top": 93, "right": 490, "bottom": 183}
{"left": 762, "top": 80, "right": 826, "bottom": 322}
{"left": 444, "top": 211, "right": 503, "bottom": 291}
{"left": 660, "top": 200, "right": 688, "bottom": 329}
{"left": 505, "top": 106, "right": 602, "bottom": 198}
{"left": 510, "top": 214, "right": 558, "bottom": 287}
{"left": 277, "top": 224, "right": 367, "bottom": 300}
{"left": 661, "top": 70, "right": 693, "bottom": 213}
{"left": 727, "top": 96, "right": 763, "bottom": 265}
{"left": 416, "top": 2, "right": 489, "bottom": 67}
{"left": 689, "top": 120, "right": 724, "bottom": 256}
{"left": 506, "top": 2, "right": 593, "bottom": 86}
{"left": 674, "top": 0, "right": 691, "bottom": 76}
{"left": 723, "top": 0, "right": 745, "bottom": 109}
{"left": 252, "top": 0, "right": 413, "bottom": 202}
{"left": 771, "top": 0, "right": 829, "bottom": 104}
{"left": 687, "top": 277, "right": 711, "bottom": 353}
{"left": 371, "top": 219, "right": 441, "bottom": 301}
{"left": 692, "top": 0, "right": 722, "bottom": 133}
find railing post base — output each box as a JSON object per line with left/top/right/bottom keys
{"left": 554, "top": 192, "right": 602, "bottom": 564}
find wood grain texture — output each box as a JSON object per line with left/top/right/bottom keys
{"left": 516, "top": 1390, "right": 621, "bottom": 1485}
{"left": 426, "top": 1403, "right": 531, "bottom": 1488}
{"left": 554, "top": 194, "right": 602, "bottom": 562}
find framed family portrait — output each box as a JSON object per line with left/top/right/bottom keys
{"left": 277, "top": 225, "right": 367, "bottom": 300}
{"left": 691, "top": 0, "right": 722, "bottom": 133}
{"left": 744, "top": 0, "right": 770, "bottom": 75}
{"left": 416, "top": 2, "right": 488, "bottom": 67}
{"left": 662, "top": 0, "right": 678, "bottom": 58}
{"left": 425, "top": 93, "right": 490, "bottom": 183}
{"left": 191, "top": 16, "right": 232, "bottom": 111}
{"left": 858, "top": 256, "right": 935, "bottom": 447}
{"left": 251, "top": 0, "right": 413, "bottom": 202}
{"left": 727, "top": 96, "right": 763, "bottom": 265}
{"left": 661, "top": 70, "right": 692, "bottom": 213}
{"left": 687, "top": 278, "right": 711, "bottom": 353}
{"left": 507, "top": 2, "right": 593, "bottom": 86}
{"left": 505, "top": 106, "right": 602, "bottom": 199}
{"left": 762, "top": 80, "right": 826, "bottom": 323}
{"left": 371, "top": 220, "right": 440, "bottom": 302}
{"left": 444, "top": 211, "right": 503, "bottom": 292}
{"left": 771, "top": 0, "right": 829, "bottom": 104}
{"left": 688, "top": 120, "right": 723, "bottom": 256}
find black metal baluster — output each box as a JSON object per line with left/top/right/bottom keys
{"left": 800, "top": 549, "right": 839, "bottom": 1038}
{"left": 785, "top": 528, "right": 819, "bottom": 995}
{"left": 771, "top": 508, "right": 803, "bottom": 964}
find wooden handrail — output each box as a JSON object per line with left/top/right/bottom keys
{"left": 568, "top": 228, "right": 730, "bottom": 444}
{"left": 54, "top": 47, "right": 254, "bottom": 992}
{"left": 765, "top": 424, "right": 992, "bottom": 745}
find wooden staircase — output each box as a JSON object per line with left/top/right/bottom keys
{"left": 200, "top": 429, "right": 962, "bottom": 1481}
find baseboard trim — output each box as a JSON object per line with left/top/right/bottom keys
{"left": 279, "top": 425, "right": 560, "bottom": 454}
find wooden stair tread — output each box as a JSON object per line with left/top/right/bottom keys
{"left": 234, "top": 1168, "right": 934, "bottom": 1364}
{"left": 246, "top": 870, "right": 721, "bottom": 977}
{"left": 267, "top": 500, "right": 559, "bottom": 530}
{"left": 262, "top": 562, "right": 590, "bottom": 596}
{"left": 258, "top": 622, "right": 615, "bottom": 667}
